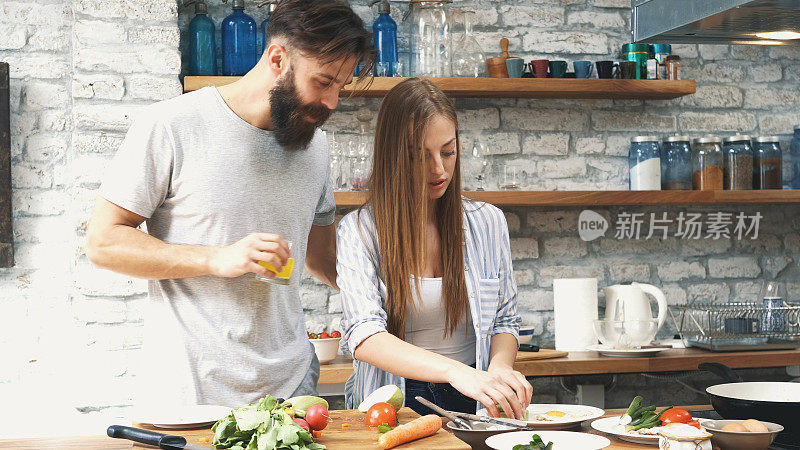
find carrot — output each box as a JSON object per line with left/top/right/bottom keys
{"left": 377, "top": 414, "right": 441, "bottom": 450}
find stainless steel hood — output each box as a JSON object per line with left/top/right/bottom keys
{"left": 632, "top": 0, "right": 800, "bottom": 45}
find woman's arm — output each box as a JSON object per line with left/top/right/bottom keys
{"left": 488, "top": 333, "right": 532, "bottom": 412}
{"left": 355, "top": 331, "right": 527, "bottom": 419}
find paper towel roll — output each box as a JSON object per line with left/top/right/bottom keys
{"left": 553, "top": 278, "right": 598, "bottom": 351}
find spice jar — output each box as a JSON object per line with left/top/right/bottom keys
{"left": 661, "top": 135, "right": 692, "bottom": 190}
{"left": 692, "top": 136, "right": 723, "bottom": 190}
{"left": 666, "top": 55, "right": 681, "bottom": 80}
{"left": 722, "top": 134, "right": 754, "bottom": 190}
{"left": 629, "top": 136, "right": 661, "bottom": 190}
{"left": 753, "top": 136, "right": 783, "bottom": 189}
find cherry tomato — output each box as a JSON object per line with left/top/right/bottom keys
{"left": 331, "top": 330, "right": 341, "bottom": 338}
{"left": 660, "top": 408, "right": 692, "bottom": 425}
{"left": 687, "top": 420, "right": 701, "bottom": 429}
{"left": 319, "top": 332, "right": 331, "bottom": 339}
{"left": 366, "top": 402, "right": 397, "bottom": 427}
{"left": 308, "top": 333, "right": 318, "bottom": 340}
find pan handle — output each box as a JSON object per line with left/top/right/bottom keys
{"left": 698, "top": 362, "right": 743, "bottom": 383}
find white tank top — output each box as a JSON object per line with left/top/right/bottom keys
{"left": 404, "top": 277, "right": 477, "bottom": 366}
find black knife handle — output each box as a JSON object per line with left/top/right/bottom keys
{"left": 107, "top": 425, "right": 188, "bottom": 448}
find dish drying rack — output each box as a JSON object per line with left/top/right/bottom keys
{"left": 670, "top": 302, "right": 800, "bottom": 351}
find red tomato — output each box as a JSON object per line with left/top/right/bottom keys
{"left": 305, "top": 404, "right": 330, "bottom": 431}
{"left": 366, "top": 402, "right": 397, "bottom": 427}
{"left": 660, "top": 408, "right": 692, "bottom": 425}
{"left": 319, "top": 332, "right": 331, "bottom": 339}
{"left": 687, "top": 420, "right": 701, "bottom": 429}
{"left": 331, "top": 330, "right": 341, "bottom": 338}
{"left": 293, "top": 418, "right": 310, "bottom": 432}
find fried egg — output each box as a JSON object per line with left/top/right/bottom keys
{"left": 534, "top": 409, "right": 591, "bottom": 422}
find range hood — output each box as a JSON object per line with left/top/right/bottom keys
{"left": 632, "top": 0, "right": 800, "bottom": 45}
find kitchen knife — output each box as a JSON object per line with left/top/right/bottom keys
{"left": 107, "top": 425, "right": 210, "bottom": 449}
{"left": 448, "top": 411, "right": 535, "bottom": 430}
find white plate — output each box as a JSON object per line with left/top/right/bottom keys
{"left": 134, "top": 405, "right": 233, "bottom": 429}
{"left": 586, "top": 344, "right": 669, "bottom": 358}
{"left": 590, "top": 416, "right": 661, "bottom": 445}
{"left": 478, "top": 404, "right": 606, "bottom": 430}
{"left": 485, "top": 430, "right": 611, "bottom": 450}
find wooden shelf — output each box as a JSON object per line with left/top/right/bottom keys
{"left": 334, "top": 190, "right": 800, "bottom": 207}
{"left": 183, "top": 76, "right": 696, "bottom": 99}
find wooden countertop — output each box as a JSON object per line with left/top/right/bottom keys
{"left": 320, "top": 348, "right": 800, "bottom": 383}
{"left": 0, "top": 406, "right": 716, "bottom": 449}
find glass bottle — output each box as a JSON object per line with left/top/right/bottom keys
{"left": 350, "top": 109, "right": 373, "bottom": 191}
{"left": 753, "top": 136, "right": 782, "bottom": 190}
{"left": 370, "top": 0, "right": 398, "bottom": 77}
{"left": 407, "top": 0, "right": 452, "bottom": 77}
{"left": 791, "top": 127, "right": 800, "bottom": 189}
{"left": 221, "top": 0, "right": 258, "bottom": 76}
{"left": 186, "top": 0, "right": 217, "bottom": 76}
{"left": 692, "top": 136, "right": 723, "bottom": 190}
{"left": 628, "top": 136, "right": 661, "bottom": 191}
{"left": 661, "top": 135, "right": 692, "bottom": 190}
{"left": 256, "top": 1, "right": 276, "bottom": 60}
{"left": 760, "top": 280, "right": 787, "bottom": 333}
{"left": 451, "top": 9, "right": 486, "bottom": 77}
{"left": 722, "top": 134, "right": 753, "bottom": 190}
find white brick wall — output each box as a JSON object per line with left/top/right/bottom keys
{"left": 2, "top": 0, "right": 800, "bottom": 429}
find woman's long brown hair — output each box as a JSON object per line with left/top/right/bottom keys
{"left": 363, "top": 78, "right": 467, "bottom": 340}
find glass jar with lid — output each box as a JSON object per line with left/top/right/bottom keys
{"left": 661, "top": 135, "right": 692, "bottom": 190}
{"left": 791, "top": 127, "right": 800, "bottom": 189}
{"left": 692, "top": 136, "right": 723, "bottom": 190}
{"left": 629, "top": 136, "right": 661, "bottom": 190}
{"left": 722, "top": 134, "right": 753, "bottom": 190}
{"left": 753, "top": 136, "right": 782, "bottom": 190}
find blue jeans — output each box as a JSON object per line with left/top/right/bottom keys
{"left": 405, "top": 373, "right": 476, "bottom": 416}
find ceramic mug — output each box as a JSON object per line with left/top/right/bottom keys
{"left": 596, "top": 60, "right": 619, "bottom": 79}
{"left": 506, "top": 57, "right": 525, "bottom": 78}
{"left": 573, "top": 60, "right": 594, "bottom": 78}
{"left": 549, "top": 60, "right": 568, "bottom": 78}
{"left": 619, "top": 60, "right": 637, "bottom": 79}
{"left": 529, "top": 59, "right": 549, "bottom": 78}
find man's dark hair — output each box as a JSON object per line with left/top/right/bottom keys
{"left": 267, "top": 0, "right": 376, "bottom": 85}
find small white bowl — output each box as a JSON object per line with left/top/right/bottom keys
{"left": 309, "top": 337, "right": 341, "bottom": 364}
{"left": 519, "top": 326, "right": 535, "bottom": 345}
{"left": 700, "top": 419, "right": 784, "bottom": 450}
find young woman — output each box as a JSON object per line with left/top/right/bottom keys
{"left": 337, "top": 78, "right": 531, "bottom": 419}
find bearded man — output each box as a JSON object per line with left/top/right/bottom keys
{"left": 86, "top": 0, "right": 375, "bottom": 407}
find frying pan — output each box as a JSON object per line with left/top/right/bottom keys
{"left": 699, "top": 362, "right": 800, "bottom": 444}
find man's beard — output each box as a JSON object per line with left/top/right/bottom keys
{"left": 269, "top": 70, "right": 332, "bottom": 151}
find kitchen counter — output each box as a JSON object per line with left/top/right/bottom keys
{"left": 0, "top": 405, "right": 718, "bottom": 449}
{"left": 319, "top": 348, "right": 800, "bottom": 383}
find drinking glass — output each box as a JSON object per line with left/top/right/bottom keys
{"left": 256, "top": 240, "right": 295, "bottom": 285}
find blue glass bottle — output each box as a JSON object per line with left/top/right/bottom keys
{"left": 370, "top": 0, "right": 398, "bottom": 76}
{"left": 256, "top": 1, "right": 275, "bottom": 60}
{"left": 791, "top": 127, "right": 800, "bottom": 189}
{"left": 629, "top": 136, "right": 661, "bottom": 190}
{"left": 187, "top": 0, "right": 217, "bottom": 76}
{"left": 221, "top": 0, "right": 257, "bottom": 76}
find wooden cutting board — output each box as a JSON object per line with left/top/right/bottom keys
{"left": 133, "top": 408, "right": 469, "bottom": 450}
{"left": 516, "top": 349, "right": 569, "bottom": 361}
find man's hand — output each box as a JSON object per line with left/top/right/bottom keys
{"left": 209, "top": 233, "right": 291, "bottom": 278}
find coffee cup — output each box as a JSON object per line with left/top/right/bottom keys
{"left": 529, "top": 59, "right": 549, "bottom": 78}
{"left": 573, "top": 60, "right": 594, "bottom": 78}
{"left": 506, "top": 57, "right": 525, "bottom": 78}
{"left": 596, "top": 60, "right": 619, "bottom": 79}
{"left": 548, "top": 60, "right": 568, "bottom": 78}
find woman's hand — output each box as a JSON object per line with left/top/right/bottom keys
{"left": 487, "top": 363, "right": 533, "bottom": 414}
{"left": 446, "top": 364, "right": 528, "bottom": 420}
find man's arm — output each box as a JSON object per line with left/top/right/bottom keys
{"left": 86, "top": 197, "right": 290, "bottom": 280}
{"left": 305, "top": 223, "right": 338, "bottom": 289}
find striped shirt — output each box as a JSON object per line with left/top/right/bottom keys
{"left": 336, "top": 199, "right": 520, "bottom": 411}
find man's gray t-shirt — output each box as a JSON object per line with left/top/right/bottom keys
{"left": 100, "top": 86, "right": 334, "bottom": 407}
